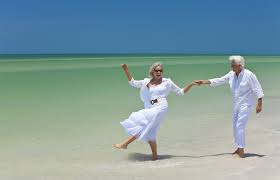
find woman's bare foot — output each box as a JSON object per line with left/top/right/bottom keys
{"left": 113, "top": 143, "right": 128, "bottom": 150}
{"left": 152, "top": 154, "right": 158, "bottom": 161}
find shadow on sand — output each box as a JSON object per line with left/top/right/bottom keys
{"left": 244, "top": 153, "right": 265, "bottom": 158}
{"left": 127, "top": 152, "right": 265, "bottom": 161}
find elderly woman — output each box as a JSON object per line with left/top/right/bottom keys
{"left": 195, "top": 55, "right": 264, "bottom": 158}
{"left": 114, "top": 62, "right": 195, "bottom": 160}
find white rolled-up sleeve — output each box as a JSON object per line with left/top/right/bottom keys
{"left": 128, "top": 78, "right": 144, "bottom": 88}
{"left": 169, "top": 79, "right": 184, "bottom": 96}
{"left": 249, "top": 73, "right": 264, "bottom": 99}
{"left": 209, "top": 73, "right": 230, "bottom": 87}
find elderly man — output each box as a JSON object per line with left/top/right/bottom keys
{"left": 195, "top": 55, "right": 264, "bottom": 158}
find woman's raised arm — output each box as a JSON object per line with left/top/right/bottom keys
{"left": 121, "top": 64, "right": 144, "bottom": 88}
{"left": 121, "top": 64, "right": 132, "bottom": 81}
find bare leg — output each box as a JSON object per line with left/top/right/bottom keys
{"left": 114, "top": 136, "right": 136, "bottom": 149}
{"left": 149, "top": 141, "right": 158, "bottom": 161}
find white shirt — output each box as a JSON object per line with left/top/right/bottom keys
{"left": 129, "top": 78, "right": 184, "bottom": 108}
{"left": 209, "top": 69, "right": 264, "bottom": 110}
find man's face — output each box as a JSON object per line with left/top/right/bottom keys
{"left": 231, "top": 63, "right": 242, "bottom": 73}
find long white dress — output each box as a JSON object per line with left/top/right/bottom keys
{"left": 120, "top": 77, "right": 184, "bottom": 142}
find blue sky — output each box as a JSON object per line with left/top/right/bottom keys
{"left": 0, "top": 0, "right": 279, "bottom": 54}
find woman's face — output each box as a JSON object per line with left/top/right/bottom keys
{"left": 152, "top": 65, "right": 163, "bottom": 80}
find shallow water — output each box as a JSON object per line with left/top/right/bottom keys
{"left": 0, "top": 55, "right": 279, "bottom": 179}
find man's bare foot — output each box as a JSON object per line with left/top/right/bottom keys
{"left": 113, "top": 143, "right": 127, "bottom": 150}
{"left": 232, "top": 148, "right": 239, "bottom": 155}
{"left": 233, "top": 148, "right": 245, "bottom": 158}
{"left": 233, "top": 153, "right": 241, "bottom": 158}
{"left": 234, "top": 153, "right": 245, "bottom": 158}
{"left": 237, "top": 153, "right": 245, "bottom": 158}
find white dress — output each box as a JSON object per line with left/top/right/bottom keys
{"left": 120, "top": 78, "right": 184, "bottom": 142}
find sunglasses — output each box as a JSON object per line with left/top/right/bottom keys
{"left": 154, "top": 69, "right": 163, "bottom": 73}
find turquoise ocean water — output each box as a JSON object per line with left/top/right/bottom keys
{"left": 0, "top": 54, "right": 279, "bottom": 178}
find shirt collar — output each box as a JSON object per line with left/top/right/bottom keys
{"left": 235, "top": 68, "right": 244, "bottom": 78}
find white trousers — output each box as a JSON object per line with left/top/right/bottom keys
{"left": 232, "top": 106, "right": 251, "bottom": 148}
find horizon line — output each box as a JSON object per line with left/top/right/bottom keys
{"left": 0, "top": 53, "right": 280, "bottom": 56}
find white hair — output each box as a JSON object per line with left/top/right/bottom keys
{"left": 149, "top": 62, "right": 163, "bottom": 78}
{"left": 229, "top": 55, "right": 245, "bottom": 68}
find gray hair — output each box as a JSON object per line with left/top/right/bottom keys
{"left": 149, "top": 62, "right": 163, "bottom": 78}
{"left": 229, "top": 55, "right": 245, "bottom": 68}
